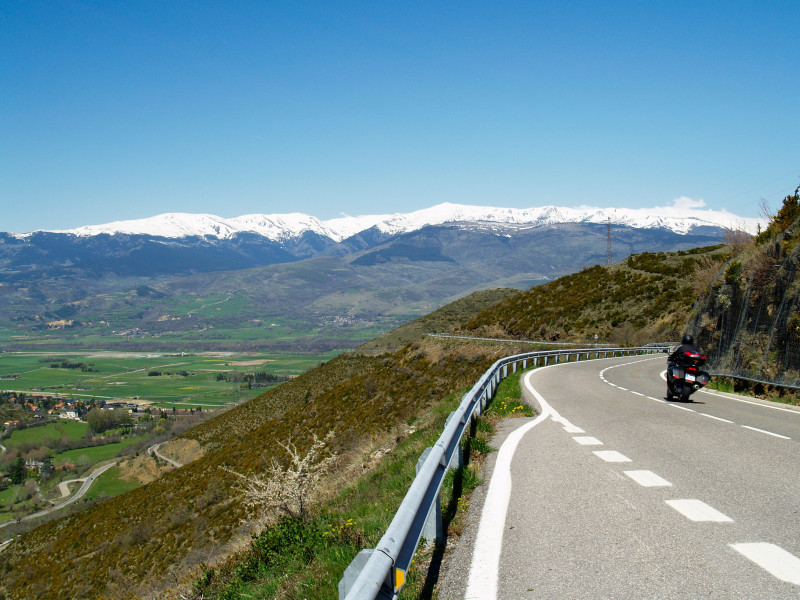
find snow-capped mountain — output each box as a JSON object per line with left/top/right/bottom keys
{"left": 36, "top": 201, "right": 761, "bottom": 241}
{"left": 0, "top": 200, "right": 755, "bottom": 336}
{"left": 0, "top": 201, "right": 757, "bottom": 289}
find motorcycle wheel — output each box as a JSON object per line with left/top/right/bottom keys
{"left": 680, "top": 385, "right": 693, "bottom": 402}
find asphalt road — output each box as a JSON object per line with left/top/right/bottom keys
{"left": 0, "top": 461, "right": 118, "bottom": 532}
{"left": 441, "top": 355, "right": 800, "bottom": 599}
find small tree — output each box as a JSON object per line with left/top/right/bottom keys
{"left": 40, "top": 457, "right": 55, "bottom": 481}
{"left": 224, "top": 431, "right": 336, "bottom": 522}
{"left": 9, "top": 456, "right": 26, "bottom": 485}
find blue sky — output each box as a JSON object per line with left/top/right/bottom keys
{"left": 2, "top": 1, "right": 798, "bottom": 233}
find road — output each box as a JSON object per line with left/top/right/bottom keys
{"left": 0, "top": 461, "right": 118, "bottom": 531}
{"left": 442, "top": 355, "right": 800, "bottom": 599}
{"left": 148, "top": 442, "right": 183, "bottom": 467}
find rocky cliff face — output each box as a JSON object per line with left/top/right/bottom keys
{"left": 692, "top": 188, "right": 800, "bottom": 387}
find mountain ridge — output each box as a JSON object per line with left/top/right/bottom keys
{"left": 13, "top": 201, "right": 761, "bottom": 240}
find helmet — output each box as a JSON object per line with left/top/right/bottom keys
{"left": 681, "top": 333, "right": 694, "bottom": 345}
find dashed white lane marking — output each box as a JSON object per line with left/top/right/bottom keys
{"left": 573, "top": 436, "right": 602, "bottom": 445}
{"left": 624, "top": 470, "right": 672, "bottom": 487}
{"left": 730, "top": 543, "right": 800, "bottom": 585}
{"left": 669, "top": 404, "right": 696, "bottom": 412}
{"left": 593, "top": 450, "right": 631, "bottom": 463}
{"left": 699, "top": 413, "right": 734, "bottom": 423}
{"left": 666, "top": 499, "right": 733, "bottom": 522}
{"left": 553, "top": 416, "right": 584, "bottom": 433}
{"left": 741, "top": 425, "right": 791, "bottom": 440}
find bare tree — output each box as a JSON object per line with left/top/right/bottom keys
{"left": 723, "top": 227, "right": 754, "bottom": 255}
{"left": 224, "top": 431, "right": 336, "bottom": 522}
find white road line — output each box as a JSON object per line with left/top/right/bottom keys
{"left": 593, "top": 450, "right": 631, "bottom": 463}
{"left": 465, "top": 365, "right": 560, "bottom": 600}
{"left": 699, "top": 413, "right": 734, "bottom": 423}
{"left": 731, "top": 543, "right": 800, "bottom": 585}
{"left": 741, "top": 425, "right": 791, "bottom": 440}
{"left": 669, "top": 404, "right": 696, "bottom": 412}
{"left": 701, "top": 389, "right": 800, "bottom": 415}
{"left": 573, "top": 436, "right": 603, "bottom": 446}
{"left": 666, "top": 499, "right": 733, "bottom": 522}
{"left": 553, "top": 416, "right": 584, "bottom": 433}
{"left": 624, "top": 470, "right": 672, "bottom": 487}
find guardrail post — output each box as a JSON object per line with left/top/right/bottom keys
{"left": 416, "top": 448, "right": 442, "bottom": 547}
{"left": 445, "top": 412, "right": 463, "bottom": 471}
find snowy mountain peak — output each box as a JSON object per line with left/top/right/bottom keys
{"left": 33, "top": 201, "right": 762, "bottom": 241}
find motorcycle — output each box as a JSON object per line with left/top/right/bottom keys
{"left": 666, "top": 349, "right": 710, "bottom": 401}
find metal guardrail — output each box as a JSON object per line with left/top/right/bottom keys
{"left": 339, "top": 345, "right": 665, "bottom": 599}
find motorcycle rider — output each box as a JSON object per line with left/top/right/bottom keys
{"left": 667, "top": 333, "right": 702, "bottom": 398}
{"left": 668, "top": 333, "right": 700, "bottom": 364}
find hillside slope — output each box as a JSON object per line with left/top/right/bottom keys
{"left": 461, "top": 245, "right": 729, "bottom": 345}
{"left": 0, "top": 246, "right": 733, "bottom": 599}
{"left": 692, "top": 187, "right": 800, "bottom": 387}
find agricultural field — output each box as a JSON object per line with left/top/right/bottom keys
{"left": 0, "top": 349, "right": 342, "bottom": 409}
{"left": 1, "top": 421, "right": 87, "bottom": 450}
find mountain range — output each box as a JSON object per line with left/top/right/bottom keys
{"left": 23, "top": 201, "right": 758, "bottom": 240}
{"left": 0, "top": 202, "right": 758, "bottom": 348}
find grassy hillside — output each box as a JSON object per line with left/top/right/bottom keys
{"left": 462, "top": 245, "right": 729, "bottom": 345}
{"left": 0, "top": 247, "right": 730, "bottom": 599}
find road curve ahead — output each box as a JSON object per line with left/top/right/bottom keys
{"left": 0, "top": 461, "right": 118, "bottom": 531}
{"left": 454, "top": 355, "right": 800, "bottom": 600}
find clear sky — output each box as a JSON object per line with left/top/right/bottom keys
{"left": 2, "top": 1, "right": 799, "bottom": 234}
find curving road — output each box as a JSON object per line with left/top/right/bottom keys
{"left": 0, "top": 461, "right": 118, "bottom": 531}
{"left": 148, "top": 442, "right": 182, "bottom": 467}
{"left": 443, "top": 355, "right": 800, "bottom": 599}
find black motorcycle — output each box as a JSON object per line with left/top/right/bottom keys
{"left": 667, "top": 349, "right": 710, "bottom": 401}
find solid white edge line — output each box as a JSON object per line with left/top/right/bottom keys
{"left": 701, "top": 388, "right": 800, "bottom": 414}
{"left": 465, "top": 365, "right": 560, "bottom": 600}
{"left": 741, "top": 425, "right": 791, "bottom": 440}
{"left": 731, "top": 542, "right": 800, "bottom": 585}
